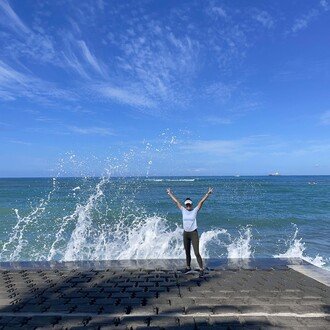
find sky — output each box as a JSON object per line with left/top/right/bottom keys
{"left": 0, "top": 0, "right": 330, "bottom": 177}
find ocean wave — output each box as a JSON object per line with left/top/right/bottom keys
{"left": 0, "top": 176, "right": 328, "bottom": 271}
{"left": 273, "top": 224, "right": 327, "bottom": 268}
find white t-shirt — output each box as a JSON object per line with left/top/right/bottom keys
{"left": 180, "top": 206, "right": 199, "bottom": 232}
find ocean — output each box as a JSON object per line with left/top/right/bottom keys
{"left": 0, "top": 176, "right": 329, "bottom": 270}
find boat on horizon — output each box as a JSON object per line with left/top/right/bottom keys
{"left": 268, "top": 172, "right": 281, "bottom": 176}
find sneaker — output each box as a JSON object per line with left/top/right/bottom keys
{"left": 184, "top": 267, "right": 192, "bottom": 274}
{"left": 199, "top": 269, "right": 204, "bottom": 277}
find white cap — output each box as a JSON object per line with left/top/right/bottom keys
{"left": 184, "top": 199, "right": 192, "bottom": 205}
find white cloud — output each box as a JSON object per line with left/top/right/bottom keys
{"left": 0, "top": 1, "right": 274, "bottom": 114}
{"left": 204, "top": 82, "right": 236, "bottom": 103}
{"left": 77, "top": 40, "right": 107, "bottom": 77}
{"left": 210, "top": 6, "right": 227, "bottom": 18}
{"left": 0, "top": 60, "right": 75, "bottom": 102}
{"left": 67, "top": 125, "right": 115, "bottom": 136}
{"left": 96, "top": 85, "right": 155, "bottom": 108}
{"left": 62, "top": 49, "right": 91, "bottom": 80}
{"left": 0, "top": 0, "right": 30, "bottom": 33}
{"left": 291, "top": 9, "right": 319, "bottom": 33}
{"left": 290, "top": 1, "right": 329, "bottom": 34}
{"left": 320, "top": 0, "right": 329, "bottom": 10}
{"left": 252, "top": 10, "right": 274, "bottom": 28}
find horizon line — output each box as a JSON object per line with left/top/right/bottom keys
{"left": 0, "top": 174, "right": 329, "bottom": 179}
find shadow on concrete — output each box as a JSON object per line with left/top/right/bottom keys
{"left": 0, "top": 258, "right": 328, "bottom": 329}
{"left": 0, "top": 263, "right": 280, "bottom": 329}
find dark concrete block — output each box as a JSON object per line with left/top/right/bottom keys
{"left": 149, "top": 316, "right": 179, "bottom": 327}
{"left": 93, "top": 297, "right": 117, "bottom": 305}
{"left": 135, "top": 291, "right": 156, "bottom": 298}
{"left": 213, "top": 305, "right": 240, "bottom": 314}
{"left": 74, "top": 304, "right": 101, "bottom": 313}
{"left": 27, "top": 316, "right": 60, "bottom": 326}
{"left": 185, "top": 305, "right": 212, "bottom": 315}
{"left": 138, "top": 282, "right": 156, "bottom": 287}
{"left": 45, "top": 303, "right": 75, "bottom": 313}
{"left": 100, "top": 305, "right": 126, "bottom": 314}
{"left": 56, "top": 316, "right": 85, "bottom": 327}
{"left": 118, "top": 298, "right": 142, "bottom": 306}
{"left": 111, "top": 292, "right": 131, "bottom": 299}
{"left": 130, "top": 305, "right": 155, "bottom": 316}
{"left": 157, "top": 304, "right": 185, "bottom": 314}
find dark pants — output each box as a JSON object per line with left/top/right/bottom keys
{"left": 183, "top": 229, "right": 203, "bottom": 269}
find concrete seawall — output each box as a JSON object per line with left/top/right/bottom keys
{"left": 0, "top": 258, "right": 329, "bottom": 329}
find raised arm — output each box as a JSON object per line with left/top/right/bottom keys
{"left": 166, "top": 188, "right": 182, "bottom": 210}
{"left": 197, "top": 187, "right": 213, "bottom": 210}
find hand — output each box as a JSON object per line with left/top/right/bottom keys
{"left": 166, "top": 188, "right": 172, "bottom": 195}
{"left": 207, "top": 187, "right": 213, "bottom": 195}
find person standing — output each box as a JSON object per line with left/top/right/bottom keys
{"left": 167, "top": 187, "right": 213, "bottom": 276}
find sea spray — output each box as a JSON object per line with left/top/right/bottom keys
{"left": 227, "top": 226, "right": 253, "bottom": 259}
{"left": 0, "top": 137, "right": 328, "bottom": 268}
{"left": 0, "top": 178, "right": 57, "bottom": 261}
{"left": 274, "top": 224, "right": 326, "bottom": 268}
{"left": 199, "top": 229, "right": 229, "bottom": 258}
{"left": 63, "top": 177, "right": 107, "bottom": 261}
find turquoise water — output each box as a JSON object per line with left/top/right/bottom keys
{"left": 0, "top": 176, "right": 329, "bottom": 269}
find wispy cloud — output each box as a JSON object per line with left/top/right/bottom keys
{"left": 8, "top": 139, "right": 32, "bottom": 146}
{"left": 96, "top": 85, "right": 155, "bottom": 108}
{"left": 67, "top": 125, "right": 115, "bottom": 136}
{"left": 208, "top": 5, "right": 227, "bottom": 18}
{"left": 320, "top": 0, "right": 330, "bottom": 10}
{"left": 77, "top": 40, "right": 107, "bottom": 78}
{"left": 0, "top": 60, "right": 76, "bottom": 102}
{"left": 203, "top": 82, "right": 237, "bottom": 104}
{"left": 291, "top": 9, "right": 319, "bottom": 33}
{"left": 0, "top": 0, "right": 274, "bottom": 115}
{"left": 252, "top": 9, "right": 274, "bottom": 29}
{"left": 0, "top": 0, "right": 30, "bottom": 33}
{"left": 290, "top": 1, "right": 329, "bottom": 33}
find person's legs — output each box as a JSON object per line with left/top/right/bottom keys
{"left": 191, "top": 230, "right": 203, "bottom": 269}
{"left": 183, "top": 231, "right": 192, "bottom": 268}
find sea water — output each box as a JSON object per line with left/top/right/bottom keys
{"left": 0, "top": 175, "right": 329, "bottom": 269}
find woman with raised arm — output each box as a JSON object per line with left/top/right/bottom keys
{"left": 166, "top": 187, "right": 213, "bottom": 277}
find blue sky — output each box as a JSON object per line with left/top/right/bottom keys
{"left": 0, "top": 0, "right": 330, "bottom": 177}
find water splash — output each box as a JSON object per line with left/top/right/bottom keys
{"left": 274, "top": 224, "right": 326, "bottom": 268}
{"left": 0, "top": 178, "right": 57, "bottom": 260}
{"left": 63, "top": 177, "right": 107, "bottom": 261}
{"left": 0, "top": 133, "right": 327, "bottom": 268}
{"left": 227, "top": 226, "right": 253, "bottom": 259}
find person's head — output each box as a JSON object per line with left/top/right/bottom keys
{"left": 184, "top": 198, "right": 193, "bottom": 210}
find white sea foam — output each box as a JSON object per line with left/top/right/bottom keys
{"left": 1, "top": 175, "right": 325, "bottom": 268}
{"left": 0, "top": 134, "right": 328, "bottom": 269}
{"left": 274, "top": 224, "right": 326, "bottom": 268}
{"left": 227, "top": 226, "right": 253, "bottom": 259}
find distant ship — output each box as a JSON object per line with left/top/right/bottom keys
{"left": 268, "top": 172, "right": 280, "bottom": 176}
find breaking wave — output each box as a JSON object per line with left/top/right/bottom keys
{"left": 274, "top": 224, "right": 326, "bottom": 268}
{"left": 0, "top": 134, "right": 328, "bottom": 270}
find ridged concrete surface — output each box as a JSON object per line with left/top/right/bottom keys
{"left": 0, "top": 259, "right": 329, "bottom": 329}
